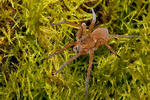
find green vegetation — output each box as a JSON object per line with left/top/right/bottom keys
{"left": 0, "top": 0, "right": 150, "bottom": 99}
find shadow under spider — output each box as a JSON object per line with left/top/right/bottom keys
{"left": 41, "top": 8, "right": 138, "bottom": 97}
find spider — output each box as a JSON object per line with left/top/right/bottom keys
{"left": 42, "top": 9, "right": 138, "bottom": 96}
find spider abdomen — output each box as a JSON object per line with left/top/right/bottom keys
{"left": 92, "top": 28, "right": 109, "bottom": 41}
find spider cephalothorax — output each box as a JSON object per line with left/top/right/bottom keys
{"left": 42, "top": 9, "right": 137, "bottom": 96}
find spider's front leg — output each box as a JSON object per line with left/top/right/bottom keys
{"left": 85, "top": 50, "right": 94, "bottom": 96}
{"left": 42, "top": 42, "right": 78, "bottom": 61}
{"left": 55, "top": 53, "right": 80, "bottom": 74}
{"left": 51, "top": 20, "right": 87, "bottom": 42}
{"left": 55, "top": 51, "right": 87, "bottom": 74}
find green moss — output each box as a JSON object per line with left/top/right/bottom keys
{"left": 0, "top": 0, "right": 150, "bottom": 99}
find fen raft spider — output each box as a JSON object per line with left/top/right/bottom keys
{"left": 42, "top": 9, "right": 138, "bottom": 96}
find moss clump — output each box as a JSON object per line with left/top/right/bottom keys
{"left": 0, "top": 0, "right": 150, "bottom": 99}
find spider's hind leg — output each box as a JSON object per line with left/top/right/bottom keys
{"left": 110, "top": 35, "right": 139, "bottom": 38}
{"left": 102, "top": 39, "right": 120, "bottom": 58}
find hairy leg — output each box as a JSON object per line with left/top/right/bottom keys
{"left": 102, "top": 39, "right": 120, "bottom": 57}
{"left": 110, "top": 35, "right": 139, "bottom": 38}
{"left": 76, "top": 28, "right": 83, "bottom": 41}
{"left": 85, "top": 50, "right": 94, "bottom": 96}
{"left": 105, "top": 34, "right": 139, "bottom": 43}
{"left": 88, "top": 8, "right": 96, "bottom": 36}
{"left": 55, "top": 51, "right": 87, "bottom": 74}
{"left": 51, "top": 20, "right": 87, "bottom": 41}
{"left": 76, "top": 23, "right": 87, "bottom": 41}
{"left": 42, "top": 42, "right": 78, "bottom": 61}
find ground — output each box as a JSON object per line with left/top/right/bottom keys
{"left": 0, "top": 0, "right": 150, "bottom": 100}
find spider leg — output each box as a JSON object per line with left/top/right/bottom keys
{"left": 85, "top": 50, "right": 94, "bottom": 96}
{"left": 55, "top": 51, "right": 87, "bottom": 74}
{"left": 88, "top": 8, "right": 96, "bottom": 36}
{"left": 105, "top": 35, "right": 139, "bottom": 43}
{"left": 76, "top": 23, "right": 87, "bottom": 41}
{"left": 42, "top": 42, "right": 78, "bottom": 61}
{"left": 51, "top": 20, "right": 81, "bottom": 28}
{"left": 55, "top": 53, "right": 81, "bottom": 74}
{"left": 51, "top": 20, "right": 87, "bottom": 41}
{"left": 76, "top": 27, "right": 83, "bottom": 41}
{"left": 95, "top": 40, "right": 103, "bottom": 50}
{"left": 103, "top": 40, "right": 120, "bottom": 58}
{"left": 110, "top": 35, "right": 139, "bottom": 38}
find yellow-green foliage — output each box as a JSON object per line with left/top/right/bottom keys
{"left": 0, "top": 0, "right": 150, "bottom": 99}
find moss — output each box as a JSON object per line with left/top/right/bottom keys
{"left": 0, "top": 0, "right": 150, "bottom": 99}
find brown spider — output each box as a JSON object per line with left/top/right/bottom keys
{"left": 42, "top": 9, "right": 138, "bottom": 96}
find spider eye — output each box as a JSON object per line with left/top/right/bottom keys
{"left": 81, "top": 40, "right": 86, "bottom": 44}
{"left": 82, "top": 23, "right": 86, "bottom": 26}
{"left": 73, "top": 46, "right": 80, "bottom": 53}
